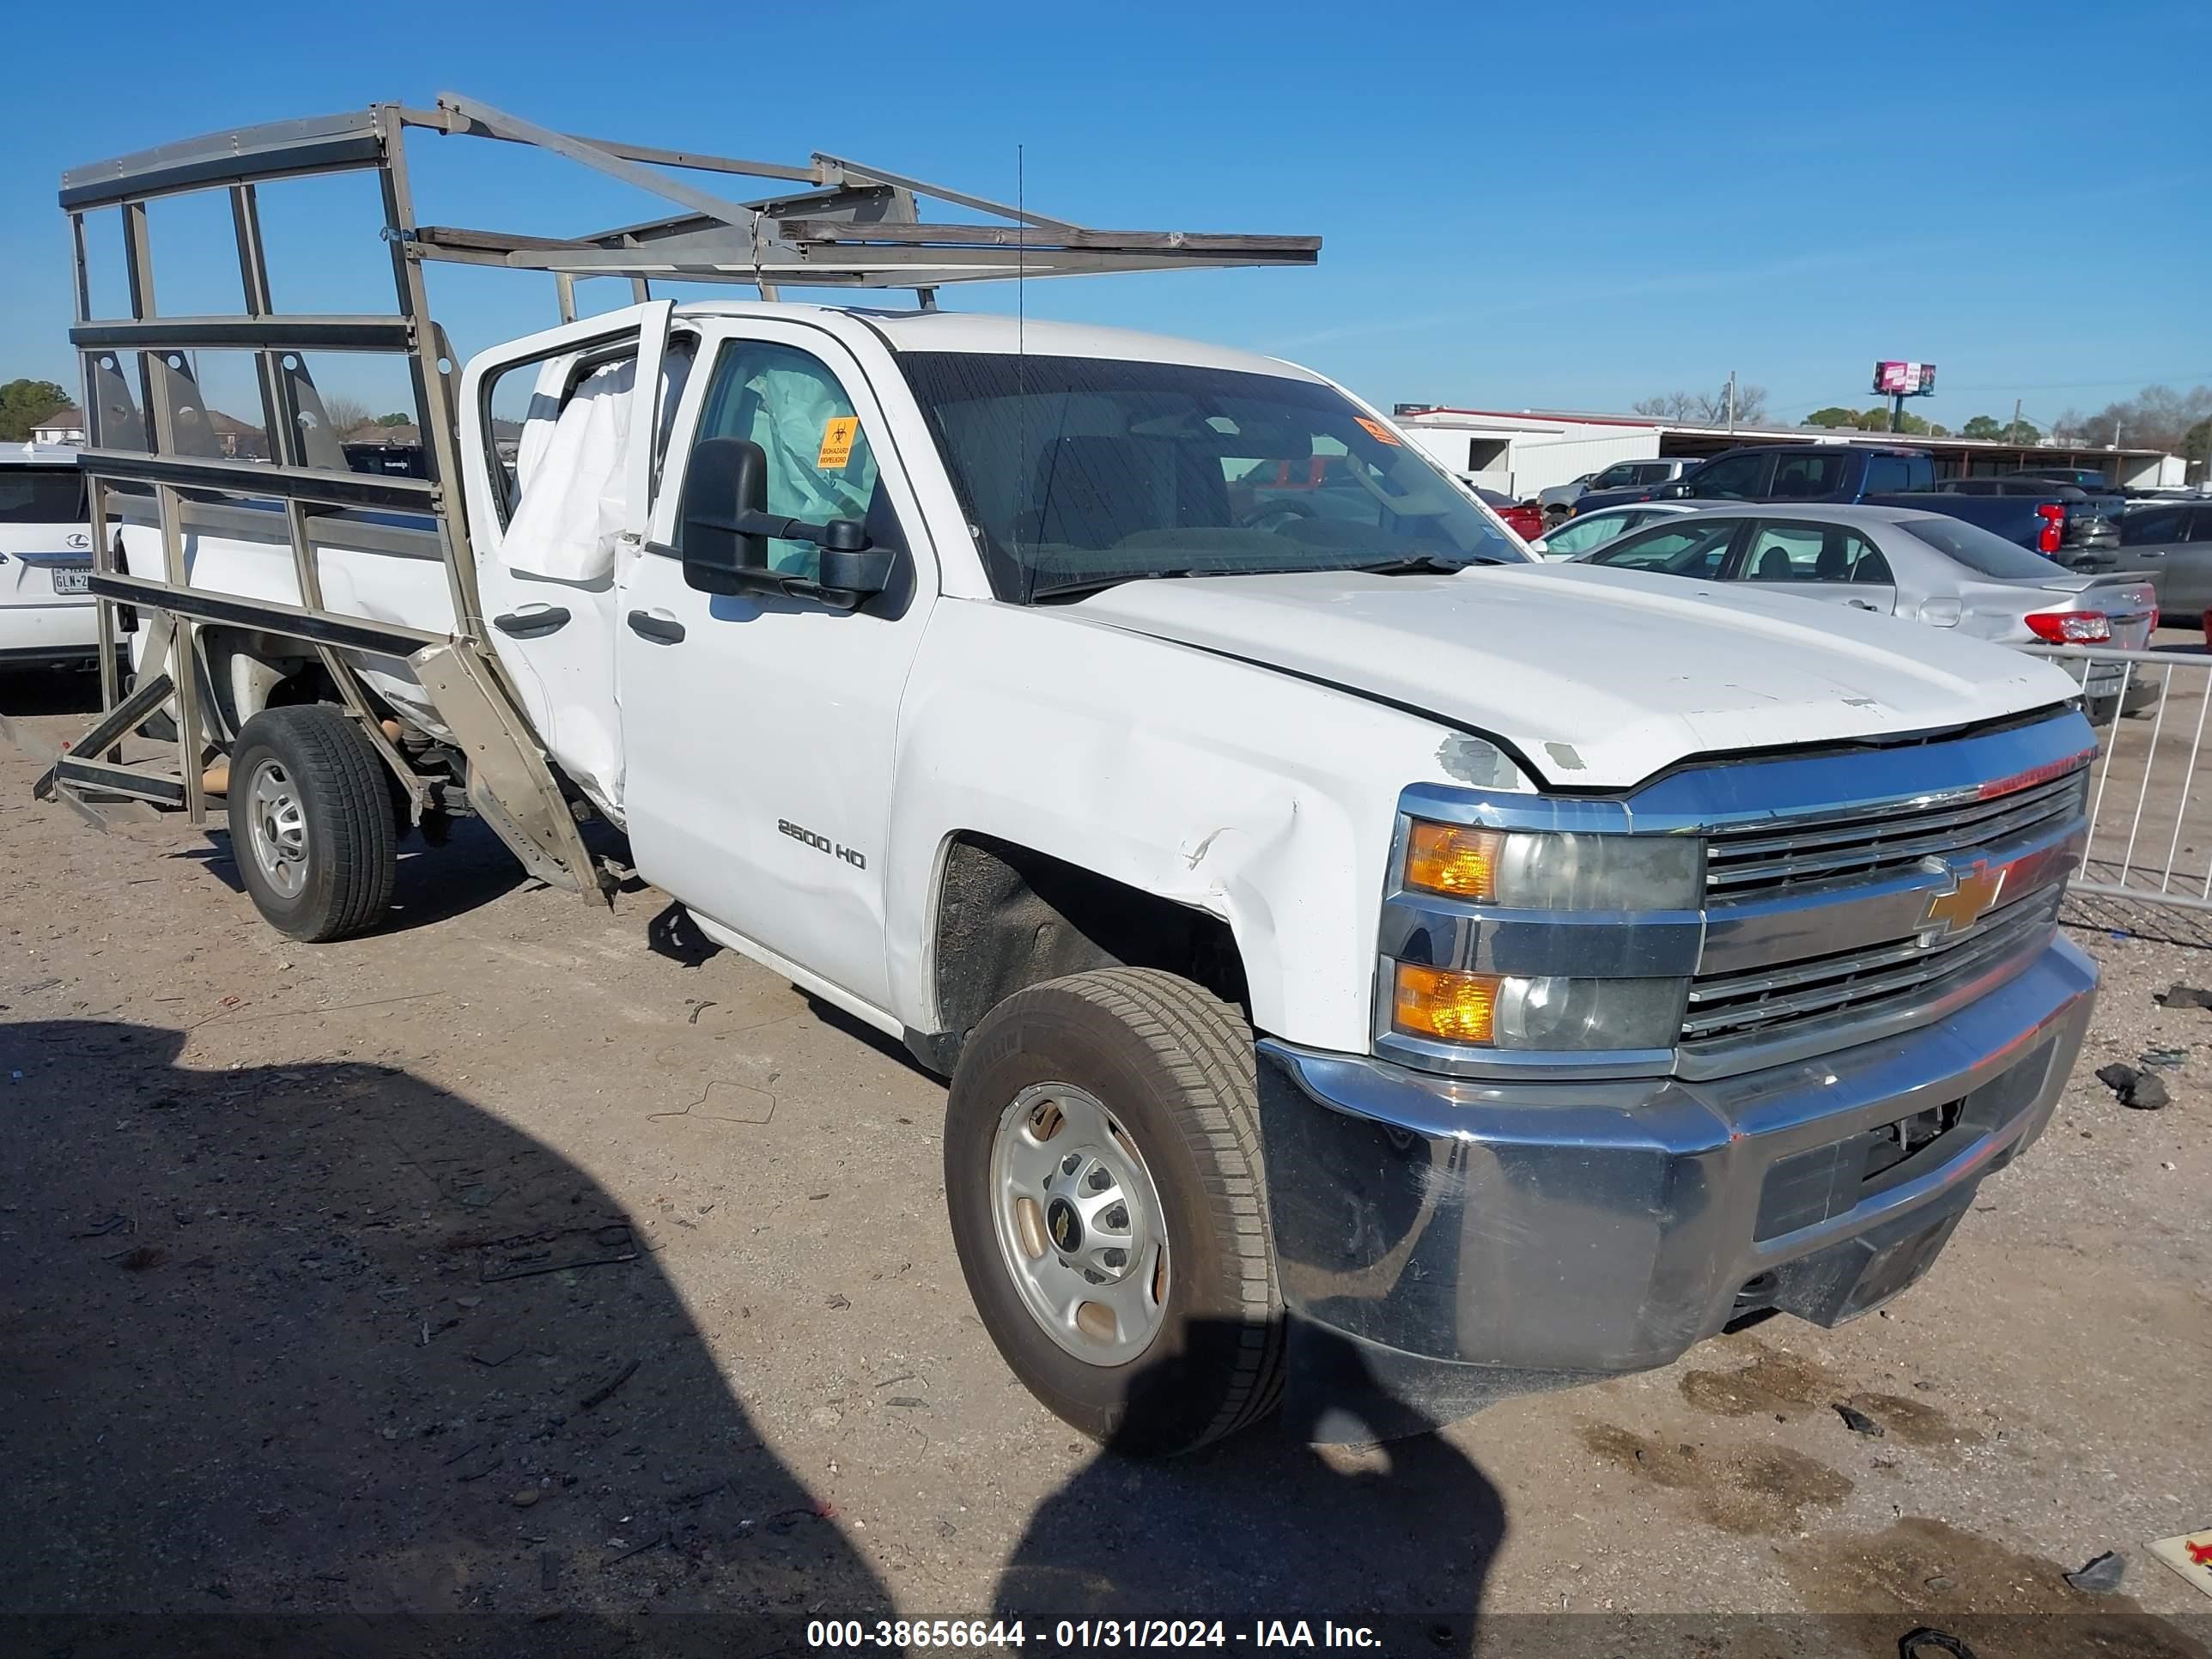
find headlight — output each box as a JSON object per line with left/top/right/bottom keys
{"left": 1403, "top": 823, "right": 1704, "bottom": 911}
{"left": 1392, "top": 964, "right": 1686, "bottom": 1051}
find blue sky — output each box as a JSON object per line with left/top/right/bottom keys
{"left": 6, "top": 0, "right": 2208, "bottom": 433}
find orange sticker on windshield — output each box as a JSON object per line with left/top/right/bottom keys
{"left": 817, "top": 416, "right": 860, "bottom": 470}
{"left": 1354, "top": 416, "right": 1402, "bottom": 446}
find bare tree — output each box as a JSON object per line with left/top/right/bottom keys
{"left": 2058, "top": 384, "right": 2212, "bottom": 453}
{"left": 1693, "top": 383, "right": 1766, "bottom": 425}
{"left": 1634, "top": 384, "right": 1768, "bottom": 426}
{"left": 319, "top": 393, "right": 374, "bottom": 441}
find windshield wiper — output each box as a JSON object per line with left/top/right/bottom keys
{"left": 1031, "top": 556, "right": 1507, "bottom": 600}
{"left": 1030, "top": 568, "right": 1212, "bottom": 603}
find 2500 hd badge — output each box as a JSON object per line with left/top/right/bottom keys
{"left": 779, "top": 818, "right": 866, "bottom": 870}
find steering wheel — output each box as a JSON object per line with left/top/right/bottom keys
{"left": 1237, "top": 500, "right": 1318, "bottom": 532}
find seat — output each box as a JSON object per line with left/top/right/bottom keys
{"left": 1020, "top": 435, "right": 1147, "bottom": 548}
{"left": 1020, "top": 434, "right": 1230, "bottom": 548}
{"left": 1755, "top": 545, "right": 1795, "bottom": 581}
{"left": 1814, "top": 538, "right": 1850, "bottom": 581}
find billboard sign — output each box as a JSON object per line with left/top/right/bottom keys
{"left": 1874, "top": 361, "right": 1937, "bottom": 397}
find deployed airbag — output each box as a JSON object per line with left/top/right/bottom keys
{"left": 502, "top": 357, "right": 636, "bottom": 582}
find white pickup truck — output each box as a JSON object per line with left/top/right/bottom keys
{"left": 47, "top": 101, "right": 2100, "bottom": 1454}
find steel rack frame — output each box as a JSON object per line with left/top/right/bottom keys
{"left": 44, "top": 94, "right": 1320, "bottom": 896}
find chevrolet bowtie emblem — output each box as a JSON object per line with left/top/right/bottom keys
{"left": 1923, "top": 859, "right": 2006, "bottom": 936}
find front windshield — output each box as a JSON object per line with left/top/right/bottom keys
{"left": 896, "top": 351, "right": 1521, "bottom": 600}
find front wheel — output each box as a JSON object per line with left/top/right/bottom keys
{"left": 944, "top": 969, "right": 1284, "bottom": 1456}
{"left": 227, "top": 704, "right": 398, "bottom": 942}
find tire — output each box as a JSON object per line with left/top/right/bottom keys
{"left": 226, "top": 704, "right": 398, "bottom": 942}
{"left": 944, "top": 968, "right": 1284, "bottom": 1455}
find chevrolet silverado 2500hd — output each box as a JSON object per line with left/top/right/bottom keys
{"left": 48, "top": 102, "right": 2100, "bottom": 1454}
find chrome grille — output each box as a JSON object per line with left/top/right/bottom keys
{"left": 1704, "top": 770, "right": 2087, "bottom": 899}
{"left": 1683, "top": 886, "right": 2062, "bottom": 1049}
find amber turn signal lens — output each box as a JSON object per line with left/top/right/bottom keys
{"left": 1392, "top": 963, "right": 1499, "bottom": 1043}
{"left": 1404, "top": 823, "right": 1502, "bottom": 898}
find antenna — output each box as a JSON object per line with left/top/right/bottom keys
{"left": 1016, "top": 141, "right": 1030, "bottom": 598}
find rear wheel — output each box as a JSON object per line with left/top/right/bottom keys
{"left": 945, "top": 968, "right": 1284, "bottom": 1456}
{"left": 227, "top": 704, "right": 398, "bottom": 942}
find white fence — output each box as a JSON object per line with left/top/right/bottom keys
{"left": 2028, "top": 644, "right": 2212, "bottom": 944}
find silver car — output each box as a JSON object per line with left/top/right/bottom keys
{"left": 2078, "top": 498, "right": 2212, "bottom": 621}
{"left": 1575, "top": 502, "right": 2158, "bottom": 719}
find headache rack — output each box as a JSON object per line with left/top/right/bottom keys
{"left": 39, "top": 94, "right": 1319, "bottom": 893}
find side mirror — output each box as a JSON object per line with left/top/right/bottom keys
{"left": 1528, "top": 539, "right": 1549, "bottom": 556}
{"left": 676, "top": 434, "right": 896, "bottom": 609}
{"left": 678, "top": 436, "right": 771, "bottom": 595}
{"left": 1657, "top": 482, "right": 1691, "bottom": 500}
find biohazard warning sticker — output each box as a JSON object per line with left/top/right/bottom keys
{"left": 817, "top": 416, "right": 860, "bottom": 470}
{"left": 1353, "top": 416, "right": 1401, "bottom": 446}
{"left": 2150, "top": 1530, "right": 2212, "bottom": 1600}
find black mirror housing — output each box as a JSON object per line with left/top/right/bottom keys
{"left": 678, "top": 436, "right": 772, "bottom": 596}
{"left": 673, "top": 434, "right": 894, "bottom": 610}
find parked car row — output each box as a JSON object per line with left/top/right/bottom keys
{"left": 1540, "top": 501, "right": 2158, "bottom": 720}
{"left": 2060, "top": 499, "right": 2212, "bottom": 621}
{"left": 1537, "top": 457, "right": 1694, "bottom": 517}
{"left": 1567, "top": 442, "right": 2128, "bottom": 559}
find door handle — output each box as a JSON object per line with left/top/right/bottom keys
{"left": 1847, "top": 599, "right": 1879, "bottom": 610}
{"left": 492, "top": 605, "right": 572, "bottom": 638}
{"left": 627, "top": 609, "right": 686, "bottom": 644}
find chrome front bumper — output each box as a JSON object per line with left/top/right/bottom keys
{"left": 1257, "top": 935, "right": 2096, "bottom": 1387}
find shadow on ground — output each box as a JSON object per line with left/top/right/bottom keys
{"left": 0, "top": 664, "right": 105, "bottom": 720}
{"left": 173, "top": 814, "right": 635, "bottom": 938}
{"left": 0, "top": 1018, "right": 889, "bottom": 1656}
{"left": 994, "top": 1386, "right": 1507, "bottom": 1652}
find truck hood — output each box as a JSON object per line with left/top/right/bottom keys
{"left": 1067, "top": 562, "right": 2079, "bottom": 788}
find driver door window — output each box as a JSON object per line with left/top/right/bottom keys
{"left": 1737, "top": 522, "right": 1893, "bottom": 585}
{"left": 1770, "top": 453, "right": 1844, "bottom": 500}
{"left": 681, "top": 340, "right": 881, "bottom": 580}
{"left": 1686, "top": 453, "right": 1768, "bottom": 499}
{"left": 1734, "top": 521, "right": 1896, "bottom": 613}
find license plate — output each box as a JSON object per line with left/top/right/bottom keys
{"left": 51, "top": 567, "right": 90, "bottom": 595}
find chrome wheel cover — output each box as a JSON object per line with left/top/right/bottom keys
{"left": 988, "top": 1082, "right": 1170, "bottom": 1365}
{"left": 245, "top": 757, "right": 309, "bottom": 899}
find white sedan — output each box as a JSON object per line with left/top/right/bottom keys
{"left": 1527, "top": 501, "right": 1701, "bottom": 560}
{"left": 0, "top": 445, "right": 100, "bottom": 672}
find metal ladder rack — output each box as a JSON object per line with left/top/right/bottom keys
{"left": 43, "top": 94, "right": 1320, "bottom": 891}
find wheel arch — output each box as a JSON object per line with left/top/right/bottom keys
{"left": 909, "top": 831, "right": 1255, "bottom": 1074}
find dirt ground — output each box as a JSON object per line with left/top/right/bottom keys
{"left": 2, "top": 663, "right": 2209, "bottom": 1659}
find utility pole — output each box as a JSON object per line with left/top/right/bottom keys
{"left": 2013, "top": 398, "right": 2023, "bottom": 447}
{"left": 1725, "top": 370, "right": 1736, "bottom": 434}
